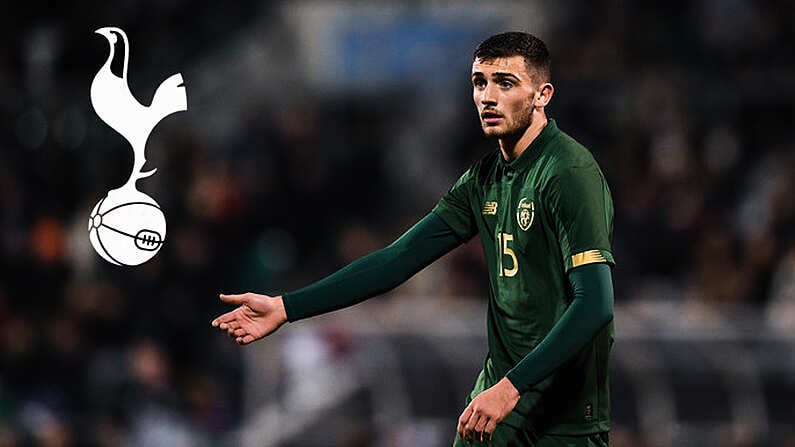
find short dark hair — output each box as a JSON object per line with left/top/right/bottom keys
{"left": 473, "top": 32, "right": 551, "bottom": 84}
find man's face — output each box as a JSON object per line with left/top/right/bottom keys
{"left": 472, "top": 56, "right": 538, "bottom": 138}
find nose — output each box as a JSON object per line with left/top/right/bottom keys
{"left": 479, "top": 83, "right": 498, "bottom": 107}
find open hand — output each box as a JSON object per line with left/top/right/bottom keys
{"left": 211, "top": 293, "right": 287, "bottom": 345}
{"left": 457, "top": 377, "right": 521, "bottom": 443}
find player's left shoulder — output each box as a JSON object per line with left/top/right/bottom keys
{"left": 549, "top": 128, "right": 601, "bottom": 172}
{"left": 539, "top": 127, "right": 610, "bottom": 197}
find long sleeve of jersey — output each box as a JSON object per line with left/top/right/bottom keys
{"left": 283, "top": 212, "right": 463, "bottom": 322}
{"left": 505, "top": 262, "right": 614, "bottom": 393}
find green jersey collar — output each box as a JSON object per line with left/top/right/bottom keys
{"left": 498, "top": 119, "right": 559, "bottom": 173}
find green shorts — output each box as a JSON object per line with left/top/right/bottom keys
{"left": 453, "top": 427, "right": 609, "bottom": 447}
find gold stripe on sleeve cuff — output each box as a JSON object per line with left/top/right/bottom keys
{"left": 571, "top": 250, "right": 607, "bottom": 268}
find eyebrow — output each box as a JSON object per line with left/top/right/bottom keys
{"left": 493, "top": 72, "right": 520, "bottom": 79}
{"left": 471, "top": 71, "right": 521, "bottom": 80}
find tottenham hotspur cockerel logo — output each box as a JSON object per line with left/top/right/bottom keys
{"left": 517, "top": 197, "right": 535, "bottom": 231}
{"left": 87, "top": 27, "right": 187, "bottom": 266}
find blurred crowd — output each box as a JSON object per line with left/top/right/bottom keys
{"left": 1, "top": 1, "right": 794, "bottom": 446}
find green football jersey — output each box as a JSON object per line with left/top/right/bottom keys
{"left": 433, "top": 119, "right": 614, "bottom": 435}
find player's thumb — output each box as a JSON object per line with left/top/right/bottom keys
{"left": 219, "top": 293, "right": 248, "bottom": 305}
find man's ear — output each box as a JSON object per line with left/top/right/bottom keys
{"left": 535, "top": 83, "right": 554, "bottom": 108}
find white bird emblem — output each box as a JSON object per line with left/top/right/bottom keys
{"left": 88, "top": 27, "right": 187, "bottom": 266}
{"left": 91, "top": 26, "right": 187, "bottom": 187}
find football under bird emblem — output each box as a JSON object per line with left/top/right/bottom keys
{"left": 88, "top": 26, "right": 187, "bottom": 266}
{"left": 517, "top": 197, "right": 534, "bottom": 231}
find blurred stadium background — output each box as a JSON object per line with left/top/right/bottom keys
{"left": 2, "top": 1, "right": 795, "bottom": 446}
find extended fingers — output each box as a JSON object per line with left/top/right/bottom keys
{"left": 464, "top": 411, "right": 484, "bottom": 442}
{"left": 223, "top": 321, "right": 241, "bottom": 336}
{"left": 228, "top": 329, "right": 247, "bottom": 341}
{"left": 457, "top": 406, "right": 473, "bottom": 440}
{"left": 211, "top": 309, "right": 240, "bottom": 327}
{"left": 236, "top": 334, "right": 256, "bottom": 345}
{"left": 483, "top": 419, "right": 498, "bottom": 442}
{"left": 219, "top": 293, "right": 249, "bottom": 305}
{"left": 458, "top": 402, "right": 499, "bottom": 443}
{"left": 473, "top": 415, "right": 489, "bottom": 442}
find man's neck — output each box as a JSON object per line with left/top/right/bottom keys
{"left": 499, "top": 116, "right": 548, "bottom": 162}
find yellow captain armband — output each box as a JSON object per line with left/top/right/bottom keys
{"left": 571, "top": 250, "right": 607, "bottom": 268}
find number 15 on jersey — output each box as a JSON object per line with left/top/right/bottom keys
{"left": 497, "top": 232, "right": 518, "bottom": 277}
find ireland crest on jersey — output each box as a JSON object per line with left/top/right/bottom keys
{"left": 517, "top": 197, "right": 535, "bottom": 231}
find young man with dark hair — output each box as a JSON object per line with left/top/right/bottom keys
{"left": 212, "top": 32, "right": 614, "bottom": 447}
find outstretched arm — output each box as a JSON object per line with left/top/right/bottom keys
{"left": 212, "top": 212, "right": 463, "bottom": 344}
{"left": 458, "top": 262, "right": 614, "bottom": 442}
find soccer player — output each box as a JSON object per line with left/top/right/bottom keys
{"left": 212, "top": 32, "right": 614, "bottom": 447}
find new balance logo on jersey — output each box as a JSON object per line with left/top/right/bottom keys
{"left": 517, "top": 197, "right": 534, "bottom": 231}
{"left": 482, "top": 201, "right": 498, "bottom": 215}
